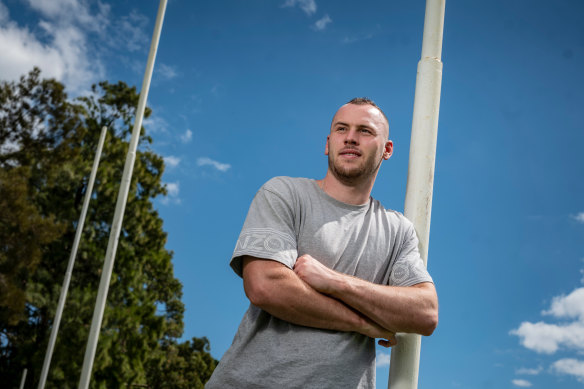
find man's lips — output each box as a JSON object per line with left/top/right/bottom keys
{"left": 339, "top": 148, "right": 362, "bottom": 157}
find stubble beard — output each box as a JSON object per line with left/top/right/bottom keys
{"left": 328, "top": 150, "right": 383, "bottom": 186}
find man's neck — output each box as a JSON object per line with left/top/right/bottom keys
{"left": 318, "top": 171, "right": 377, "bottom": 206}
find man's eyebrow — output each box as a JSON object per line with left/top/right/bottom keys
{"left": 333, "top": 121, "right": 378, "bottom": 134}
{"left": 333, "top": 121, "right": 349, "bottom": 127}
{"left": 357, "top": 124, "right": 376, "bottom": 132}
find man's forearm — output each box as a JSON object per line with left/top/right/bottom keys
{"left": 294, "top": 255, "right": 438, "bottom": 336}
{"left": 331, "top": 276, "right": 438, "bottom": 335}
{"left": 242, "top": 256, "right": 395, "bottom": 342}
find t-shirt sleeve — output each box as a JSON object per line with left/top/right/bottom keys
{"left": 388, "top": 219, "right": 434, "bottom": 287}
{"left": 230, "top": 182, "right": 298, "bottom": 278}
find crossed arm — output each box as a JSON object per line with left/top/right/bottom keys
{"left": 242, "top": 254, "right": 438, "bottom": 347}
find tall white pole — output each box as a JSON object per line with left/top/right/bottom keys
{"left": 19, "top": 368, "right": 28, "bottom": 389}
{"left": 388, "top": 0, "right": 445, "bottom": 388}
{"left": 37, "top": 127, "right": 108, "bottom": 389}
{"left": 77, "top": 1, "right": 168, "bottom": 388}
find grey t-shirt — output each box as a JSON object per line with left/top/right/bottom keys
{"left": 206, "top": 177, "right": 432, "bottom": 389}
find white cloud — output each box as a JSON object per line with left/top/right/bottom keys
{"left": 551, "top": 358, "right": 584, "bottom": 382}
{"left": 510, "top": 321, "right": 584, "bottom": 354}
{"left": 163, "top": 155, "right": 180, "bottom": 168}
{"left": 342, "top": 33, "right": 375, "bottom": 45}
{"left": 543, "top": 287, "right": 584, "bottom": 321}
{"left": 25, "top": 0, "right": 109, "bottom": 31}
{"left": 516, "top": 366, "right": 542, "bottom": 375}
{"left": 157, "top": 63, "right": 178, "bottom": 80}
{"left": 511, "top": 280, "right": 584, "bottom": 385}
{"left": 41, "top": 23, "right": 100, "bottom": 92}
{"left": 511, "top": 379, "right": 532, "bottom": 387}
{"left": 376, "top": 352, "right": 391, "bottom": 368}
{"left": 511, "top": 283, "right": 584, "bottom": 355}
{"left": 143, "top": 115, "right": 168, "bottom": 133}
{"left": 161, "top": 181, "right": 180, "bottom": 205}
{"left": 180, "top": 129, "right": 192, "bottom": 143}
{"left": 282, "top": 0, "right": 317, "bottom": 16}
{"left": 0, "top": 1, "right": 9, "bottom": 23}
{"left": 0, "top": 22, "right": 65, "bottom": 81}
{"left": 0, "top": 0, "right": 109, "bottom": 93}
{"left": 197, "top": 157, "right": 231, "bottom": 172}
{"left": 166, "top": 182, "right": 179, "bottom": 197}
{"left": 111, "top": 9, "right": 148, "bottom": 52}
{"left": 571, "top": 212, "right": 584, "bottom": 223}
{"left": 313, "top": 14, "right": 332, "bottom": 31}
{"left": 0, "top": 1, "right": 151, "bottom": 94}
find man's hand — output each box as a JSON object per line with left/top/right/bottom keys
{"left": 294, "top": 254, "right": 397, "bottom": 347}
{"left": 293, "top": 254, "right": 341, "bottom": 295}
{"left": 293, "top": 253, "right": 438, "bottom": 337}
{"left": 242, "top": 256, "right": 394, "bottom": 343}
{"left": 361, "top": 317, "right": 397, "bottom": 348}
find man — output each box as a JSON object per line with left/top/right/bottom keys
{"left": 206, "top": 98, "right": 438, "bottom": 388}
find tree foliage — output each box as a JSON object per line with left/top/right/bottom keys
{"left": 146, "top": 337, "right": 218, "bottom": 389}
{"left": 0, "top": 68, "right": 216, "bottom": 388}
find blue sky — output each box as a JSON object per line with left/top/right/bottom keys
{"left": 2, "top": 0, "right": 584, "bottom": 387}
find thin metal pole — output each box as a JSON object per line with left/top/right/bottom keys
{"left": 388, "top": 0, "right": 445, "bottom": 388}
{"left": 19, "top": 368, "right": 28, "bottom": 389}
{"left": 77, "top": 1, "right": 168, "bottom": 388}
{"left": 37, "top": 127, "right": 108, "bottom": 389}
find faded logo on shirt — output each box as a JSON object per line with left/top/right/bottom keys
{"left": 389, "top": 258, "right": 429, "bottom": 286}
{"left": 234, "top": 228, "right": 296, "bottom": 257}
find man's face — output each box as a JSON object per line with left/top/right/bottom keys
{"left": 325, "top": 103, "right": 393, "bottom": 184}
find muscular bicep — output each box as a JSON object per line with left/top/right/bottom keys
{"left": 409, "top": 282, "right": 439, "bottom": 332}
{"left": 410, "top": 281, "right": 438, "bottom": 305}
{"left": 242, "top": 255, "right": 296, "bottom": 307}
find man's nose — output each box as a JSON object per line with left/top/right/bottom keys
{"left": 344, "top": 129, "right": 358, "bottom": 145}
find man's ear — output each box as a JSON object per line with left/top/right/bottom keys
{"left": 325, "top": 135, "right": 330, "bottom": 155}
{"left": 383, "top": 140, "right": 394, "bottom": 160}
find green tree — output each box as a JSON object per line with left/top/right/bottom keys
{"left": 0, "top": 166, "right": 65, "bottom": 326}
{"left": 145, "top": 337, "right": 218, "bottom": 389}
{"left": 0, "top": 69, "right": 216, "bottom": 388}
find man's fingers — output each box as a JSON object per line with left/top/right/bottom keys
{"left": 377, "top": 337, "right": 397, "bottom": 348}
